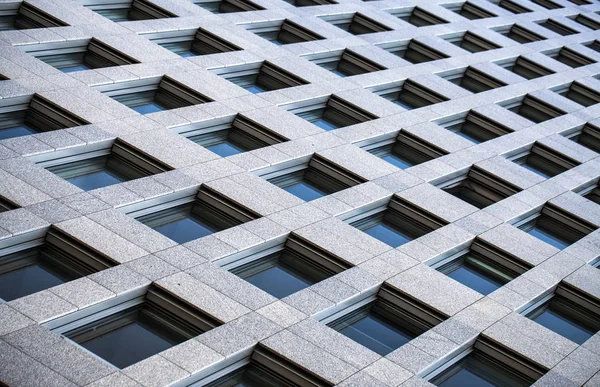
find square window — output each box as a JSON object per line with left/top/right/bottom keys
{"left": 504, "top": 95, "right": 565, "bottom": 124}
{"left": 381, "top": 39, "right": 449, "bottom": 64}
{"left": 229, "top": 235, "right": 351, "bottom": 298}
{"left": 264, "top": 154, "right": 366, "bottom": 201}
{"left": 375, "top": 80, "right": 448, "bottom": 110}
{"left": 287, "top": 95, "right": 376, "bottom": 131}
{"left": 434, "top": 239, "right": 532, "bottom": 295}
{"left": 495, "top": 24, "right": 546, "bottom": 43}
{"left": 430, "top": 337, "right": 546, "bottom": 386}
{"left": 390, "top": 7, "right": 448, "bottom": 26}
{"left": 78, "top": 0, "right": 176, "bottom": 21}
{"left": 438, "top": 111, "right": 512, "bottom": 143}
{"left": 100, "top": 77, "right": 212, "bottom": 114}
{"left": 283, "top": 0, "right": 336, "bottom": 6}
{"left": 0, "top": 230, "right": 116, "bottom": 302}
{"left": 585, "top": 40, "right": 600, "bottom": 53}
{"left": 555, "top": 82, "right": 600, "bottom": 107}
{"left": 244, "top": 20, "right": 324, "bottom": 45}
{"left": 547, "top": 47, "right": 596, "bottom": 68}
{"left": 574, "top": 14, "right": 600, "bottom": 30}
{"left": 538, "top": 20, "right": 577, "bottom": 36}
{"left": 497, "top": 56, "right": 554, "bottom": 80}
{"left": 441, "top": 67, "right": 506, "bottom": 93}
{"left": 134, "top": 187, "right": 259, "bottom": 244}
{"left": 517, "top": 205, "right": 595, "bottom": 249}
{"left": 323, "top": 13, "right": 392, "bottom": 35}
{"left": 584, "top": 183, "right": 600, "bottom": 205}
{"left": 62, "top": 286, "right": 220, "bottom": 368}
{"left": 0, "top": 95, "right": 89, "bottom": 141}
{"left": 349, "top": 196, "right": 447, "bottom": 247}
{"left": 570, "top": 0, "right": 592, "bottom": 4}
{"left": 525, "top": 284, "right": 600, "bottom": 344}
{"left": 326, "top": 284, "right": 445, "bottom": 355}
{"left": 216, "top": 62, "right": 308, "bottom": 94}
{"left": 446, "top": 31, "right": 501, "bottom": 53}
{"left": 570, "top": 122, "right": 600, "bottom": 154}
{"left": 512, "top": 143, "right": 579, "bottom": 179}
{"left": 193, "top": 0, "right": 264, "bottom": 13}
{"left": 4, "top": 2, "right": 68, "bottom": 30}
{"left": 177, "top": 114, "right": 287, "bottom": 157}
{"left": 307, "top": 49, "right": 385, "bottom": 77}
{"left": 531, "top": 0, "right": 563, "bottom": 9}
{"left": 146, "top": 28, "right": 242, "bottom": 57}
{"left": 17, "top": 39, "right": 139, "bottom": 73}
{"left": 497, "top": 0, "right": 532, "bottom": 14}
{"left": 364, "top": 131, "right": 447, "bottom": 169}
{"left": 446, "top": 2, "right": 496, "bottom": 20}
{"left": 441, "top": 166, "right": 521, "bottom": 209}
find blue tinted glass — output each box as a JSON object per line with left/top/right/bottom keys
{"left": 527, "top": 225, "right": 569, "bottom": 249}
{"left": 283, "top": 181, "right": 326, "bottom": 201}
{"left": 392, "top": 99, "right": 414, "bottom": 110}
{"left": 531, "top": 308, "right": 593, "bottom": 344}
{"left": 0, "top": 262, "right": 69, "bottom": 301}
{"left": 381, "top": 153, "right": 414, "bottom": 169}
{"left": 437, "top": 367, "right": 496, "bottom": 387}
{"left": 244, "top": 265, "right": 312, "bottom": 298}
{"left": 330, "top": 69, "right": 347, "bottom": 77}
{"left": 0, "top": 124, "right": 38, "bottom": 140}
{"left": 446, "top": 265, "right": 504, "bottom": 295}
{"left": 245, "top": 85, "right": 266, "bottom": 94}
{"left": 455, "top": 131, "right": 480, "bottom": 144}
{"left": 153, "top": 216, "right": 218, "bottom": 244}
{"left": 132, "top": 102, "right": 165, "bottom": 114}
{"left": 60, "top": 64, "right": 90, "bottom": 73}
{"left": 311, "top": 118, "right": 340, "bottom": 131}
{"left": 206, "top": 141, "right": 245, "bottom": 157}
{"left": 179, "top": 51, "right": 196, "bottom": 58}
{"left": 362, "top": 222, "right": 413, "bottom": 247}
{"left": 80, "top": 315, "right": 181, "bottom": 369}
{"left": 337, "top": 314, "right": 413, "bottom": 355}
{"left": 520, "top": 163, "right": 551, "bottom": 179}
{"left": 66, "top": 169, "right": 124, "bottom": 191}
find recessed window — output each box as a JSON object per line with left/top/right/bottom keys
{"left": 78, "top": 0, "right": 176, "bottom": 21}
{"left": 429, "top": 336, "right": 547, "bottom": 386}
{"left": 133, "top": 186, "right": 260, "bottom": 244}
{"left": 573, "top": 14, "right": 600, "bottom": 30}
{"left": 263, "top": 154, "right": 366, "bottom": 201}
{"left": 364, "top": 131, "right": 447, "bottom": 169}
{"left": 244, "top": 19, "right": 324, "bottom": 45}
{"left": 440, "top": 166, "right": 522, "bottom": 209}
{"left": 531, "top": 0, "right": 563, "bottom": 9}
{"left": 555, "top": 82, "right": 600, "bottom": 107}
{"left": 229, "top": 234, "right": 351, "bottom": 298}
{"left": 497, "top": 0, "right": 531, "bottom": 13}
{"left": 287, "top": 95, "right": 377, "bottom": 131}
{"left": 495, "top": 24, "right": 546, "bottom": 43}
{"left": 569, "top": 122, "right": 600, "bottom": 153}
{"left": 538, "top": 20, "right": 577, "bottom": 36}
{"left": 1, "top": 2, "right": 69, "bottom": 30}
{"left": 525, "top": 283, "right": 600, "bottom": 344}
{"left": 390, "top": 7, "right": 448, "bottom": 26}
{"left": 307, "top": 49, "right": 385, "bottom": 77}
{"left": 497, "top": 56, "right": 554, "bottom": 80}
{"left": 503, "top": 95, "right": 565, "bottom": 124}
{"left": 0, "top": 94, "right": 89, "bottom": 141}
{"left": 176, "top": 115, "right": 287, "bottom": 157}
{"left": 0, "top": 229, "right": 117, "bottom": 302}
{"left": 326, "top": 284, "right": 445, "bottom": 355}
{"left": 323, "top": 13, "right": 392, "bottom": 35}
{"left": 434, "top": 239, "right": 532, "bottom": 295}
{"left": 99, "top": 77, "right": 212, "bottom": 114}
{"left": 17, "top": 38, "right": 139, "bottom": 73}
{"left": 381, "top": 39, "right": 449, "bottom": 64}
{"left": 512, "top": 143, "right": 579, "bottom": 179}
{"left": 215, "top": 62, "right": 308, "bottom": 94}
{"left": 547, "top": 47, "right": 596, "bottom": 68}
{"left": 40, "top": 140, "right": 171, "bottom": 191}
{"left": 441, "top": 67, "right": 506, "bottom": 93}
{"left": 569, "top": 0, "right": 592, "bottom": 4}
{"left": 193, "top": 0, "right": 264, "bottom": 13}
{"left": 60, "top": 285, "right": 220, "bottom": 369}
{"left": 585, "top": 40, "right": 600, "bottom": 53}
{"left": 584, "top": 183, "right": 600, "bottom": 205}
{"left": 0, "top": 195, "right": 18, "bottom": 213}
{"left": 146, "top": 28, "right": 241, "bottom": 57}
{"left": 375, "top": 80, "right": 448, "bottom": 110}
{"left": 348, "top": 196, "right": 447, "bottom": 247}
{"left": 445, "top": 31, "right": 501, "bottom": 53}
{"left": 446, "top": 2, "right": 496, "bottom": 20}
{"left": 283, "top": 0, "right": 336, "bottom": 6}
{"left": 438, "top": 111, "right": 512, "bottom": 143}
{"left": 517, "top": 204, "right": 595, "bottom": 249}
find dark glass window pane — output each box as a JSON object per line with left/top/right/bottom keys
{"left": 131, "top": 102, "right": 166, "bottom": 114}
{"left": 206, "top": 365, "right": 285, "bottom": 387}
{"left": 0, "top": 124, "right": 38, "bottom": 140}
{"left": 381, "top": 153, "right": 414, "bottom": 169}
{"left": 520, "top": 218, "right": 570, "bottom": 249}
{"left": 60, "top": 64, "right": 90, "bottom": 73}
{"left": 336, "top": 313, "right": 414, "bottom": 355}
{"left": 352, "top": 212, "right": 430, "bottom": 248}
{"left": 283, "top": 180, "right": 327, "bottom": 201}
{"left": 205, "top": 141, "right": 245, "bottom": 157}
{"left": 439, "top": 255, "right": 512, "bottom": 295}
{"left": 530, "top": 307, "right": 593, "bottom": 344}
{"left": 362, "top": 222, "right": 413, "bottom": 247}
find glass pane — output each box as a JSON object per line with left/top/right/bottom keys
{"left": 525, "top": 224, "right": 569, "bottom": 249}
{"left": 153, "top": 215, "right": 219, "bottom": 244}
{"left": 206, "top": 365, "right": 285, "bottom": 387}
{"left": 283, "top": 180, "right": 327, "bottom": 201}
{"left": 361, "top": 222, "right": 413, "bottom": 247}
{"left": 519, "top": 162, "right": 551, "bottom": 179}
{"left": 310, "top": 117, "right": 340, "bottom": 131}
{"left": 241, "top": 264, "right": 313, "bottom": 298}
{"left": 131, "top": 102, "right": 165, "bottom": 115}
{"left": 0, "top": 124, "right": 38, "bottom": 140}
{"left": 445, "top": 263, "right": 505, "bottom": 295}
{"left": 60, "top": 64, "right": 90, "bottom": 73}
{"left": 66, "top": 169, "right": 124, "bottom": 191}
{"left": 529, "top": 305, "right": 594, "bottom": 344}
{"left": 205, "top": 141, "right": 245, "bottom": 157}
{"left": 47, "top": 156, "right": 131, "bottom": 191}
{"left": 381, "top": 153, "right": 415, "bottom": 169}
{"left": 0, "top": 260, "right": 70, "bottom": 301}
